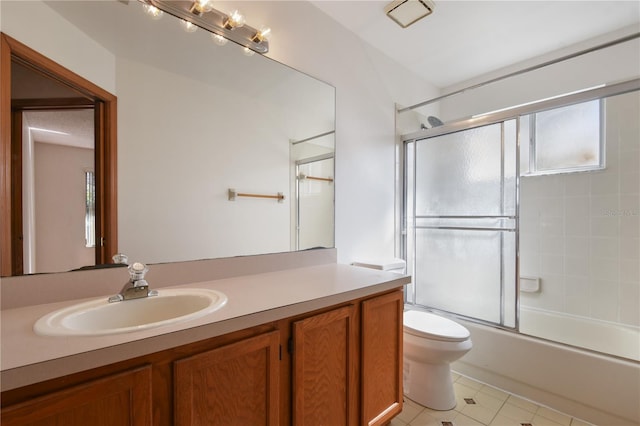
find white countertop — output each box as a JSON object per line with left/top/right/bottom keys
{"left": 1, "top": 263, "right": 409, "bottom": 391}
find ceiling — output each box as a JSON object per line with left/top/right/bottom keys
{"left": 12, "top": 61, "right": 94, "bottom": 149}
{"left": 310, "top": 0, "right": 640, "bottom": 88}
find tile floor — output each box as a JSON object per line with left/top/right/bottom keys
{"left": 391, "top": 373, "right": 595, "bottom": 426}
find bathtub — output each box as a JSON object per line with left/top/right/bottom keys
{"left": 450, "top": 316, "right": 640, "bottom": 426}
{"left": 519, "top": 305, "right": 640, "bottom": 362}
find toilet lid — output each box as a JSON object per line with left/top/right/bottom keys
{"left": 403, "top": 310, "right": 470, "bottom": 342}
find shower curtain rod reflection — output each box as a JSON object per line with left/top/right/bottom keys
{"left": 397, "top": 32, "right": 640, "bottom": 113}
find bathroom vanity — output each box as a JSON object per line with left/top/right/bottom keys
{"left": 1, "top": 250, "right": 409, "bottom": 425}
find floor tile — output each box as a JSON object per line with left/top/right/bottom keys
{"left": 390, "top": 417, "right": 409, "bottom": 426}
{"left": 398, "top": 398, "right": 425, "bottom": 424}
{"left": 479, "top": 384, "right": 510, "bottom": 402}
{"left": 506, "top": 394, "right": 539, "bottom": 413}
{"left": 395, "top": 374, "right": 591, "bottom": 426}
{"left": 453, "top": 413, "right": 485, "bottom": 425}
{"left": 492, "top": 402, "right": 536, "bottom": 423}
{"left": 454, "top": 382, "right": 480, "bottom": 409}
{"left": 489, "top": 413, "right": 529, "bottom": 425}
{"left": 473, "top": 391, "right": 507, "bottom": 412}
{"left": 460, "top": 402, "right": 499, "bottom": 425}
{"left": 456, "top": 375, "right": 486, "bottom": 391}
{"left": 420, "top": 407, "right": 459, "bottom": 422}
{"left": 410, "top": 409, "right": 456, "bottom": 426}
{"left": 389, "top": 416, "right": 407, "bottom": 426}
{"left": 536, "top": 406, "right": 572, "bottom": 426}
{"left": 532, "top": 413, "right": 569, "bottom": 426}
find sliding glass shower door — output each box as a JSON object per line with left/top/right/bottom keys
{"left": 405, "top": 120, "right": 518, "bottom": 327}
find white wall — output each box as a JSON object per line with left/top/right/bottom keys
{"left": 0, "top": 1, "right": 116, "bottom": 93}
{"left": 116, "top": 57, "right": 292, "bottom": 262}
{"left": 438, "top": 25, "right": 640, "bottom": 121}
{"left": 218, "top": 0, "right": 439, "bottom": 264}
{"left": 34, "top": 142, "right": 94, "bottom": 272}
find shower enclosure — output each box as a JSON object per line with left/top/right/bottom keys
{"left": 402, "top": 80, "right": 640, "bottom": 361}
{"left": 290, "top": 131, "right": 335, "bottom": 251}
{"left": 404, "top": 120, "right": 518, "bottom": 329}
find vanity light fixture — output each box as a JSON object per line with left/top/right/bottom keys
{"left": 251, "top": 27, "right": 271, "bottom": 43}
{"left": 223, "top": 10, "right": 246, "bottom": 30}
{"left": 188, "top": 0, "right": 213, "bottom": 16}
{"left": 385, "top": 0, "right": 435, "bottom": 28}
{"left": 139, "top": 0, "right": 270, "bottom": 54}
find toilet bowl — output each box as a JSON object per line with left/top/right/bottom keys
{"left": 403, "top": 310, "right": 472, "bottom": 410}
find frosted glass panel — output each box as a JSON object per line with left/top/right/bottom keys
{"left": 503, "top": 120, "right": 518, "bottom": 215}
{"left": 414, "top": 228, "right": 503, "bottom": 323}
{"left": 405, "top": 119, "right": 518, "bottom": 328}
{"left": 535, "top": 100, "right": 601, "bottom": 171}
{"left": 415, "top": 123, "right": 504, "bottom": 216}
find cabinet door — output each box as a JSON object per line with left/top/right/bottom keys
{"left": 292, "top": 305, "right": 357, "bottom": 426}
{"left": 174, "top": 330, "right": 280, "bottom": 426}
{"left": 1, "top": 366, "right": 152, "bottom": 426}
{"left": 361, "top": 290, "right": 403, "bottom": 426}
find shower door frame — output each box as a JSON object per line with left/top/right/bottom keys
{"left": 402, "top": 120, "right": 520, "bottom": 330}
{"left": 400, "top": 78, "right": 640, "bottom": 331}
{"left": 294, "top": 153, "right": 335, "bottom": 251}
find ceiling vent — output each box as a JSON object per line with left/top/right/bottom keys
{"left": 385, "top": 0, "right": 435, "bottom": 28}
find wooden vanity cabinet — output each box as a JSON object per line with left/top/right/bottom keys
{"left": 291, "top": 304, "right": 358, "bottom": 426}
{"left": 287, "top": 289, "right": 403, "bottom": 426}
{"left": 0, "top": 366, "right": 152, "bottom": 426}
{"left": 174, "top": 330, "right": 281, "bottom": 425}
{"left": 1, "top": 288, "right": 404, "bottom": 426}
{"left": 361, "top": 290, "right": 404, "bottom": 426}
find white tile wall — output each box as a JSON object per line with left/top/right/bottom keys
{"left": 519, "top": 91, "right": 640, "bottom": 327}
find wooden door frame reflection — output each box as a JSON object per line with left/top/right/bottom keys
{"left": 0, "top": 33, "right": 117, "bottom": 276}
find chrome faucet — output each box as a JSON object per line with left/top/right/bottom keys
{"left": 108, "top": 262, "right": 158, "bottom": 302}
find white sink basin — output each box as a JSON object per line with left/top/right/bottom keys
{"left": 34, "top": 288, "right": 227, "bottom": 336}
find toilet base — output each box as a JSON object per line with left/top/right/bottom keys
{"left": 403, "top": 359, "right": 457, "bottom": 410}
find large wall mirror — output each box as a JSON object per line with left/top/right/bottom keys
{"left": 1, "top": 0, "right": 335, "bottom": 276}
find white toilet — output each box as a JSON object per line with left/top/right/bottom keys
{"left": 403, "top": 309, "right": 472, "bottom": 410}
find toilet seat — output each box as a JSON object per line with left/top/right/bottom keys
{"left": 404, "top": 310, "right": 470, "bottom": 342}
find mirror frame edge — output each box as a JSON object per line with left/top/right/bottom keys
{"left": 0, "top": 32, "right": 118, "bottom": 276}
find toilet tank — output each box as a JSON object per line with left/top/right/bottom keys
{"left": 351, "top": 258, "right": 406, "bottom": 274}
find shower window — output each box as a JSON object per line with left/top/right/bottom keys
{"left": 520, "top": 99, "right": 604, "bottom": 175}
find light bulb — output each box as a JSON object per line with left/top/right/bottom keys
{"left": 224, "top": 10, "right": 245, "bottom": 29}
{"left": 189, "top": 0, "right": 213, "bottom": 15}
{"left": 251, "top": 27, "right": 271, "bottom": 43}
{"left": 211, "top": 34, "right": 228, "bottom": 46}
{"left": 143, "top": 4, "right": 164, "bottom": 20}
{"left": 180, "top": 20, "right": 198, "bottom": 33}
{"left": 243, "top": 47, "right": 255, "bottom": 57}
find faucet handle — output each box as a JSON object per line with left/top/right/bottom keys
{"left": 128, "top": 262, "right": 148, "bottom": 281}
{"left": 112, "top": 253, "right": 129, "bottom": 265}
